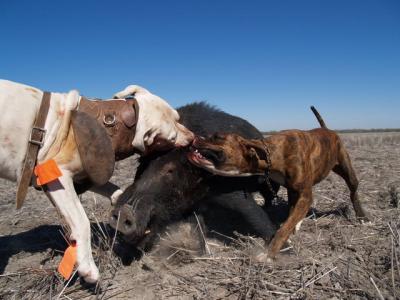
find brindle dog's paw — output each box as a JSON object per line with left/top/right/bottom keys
{"left": 254, "top": 251, "right": 273, "bottom": 263}
{"left": 358, "top": 215, "right": 370, "bottom": 224}
{"left": 360, "top": 219, "right": 372, "bottom": 225}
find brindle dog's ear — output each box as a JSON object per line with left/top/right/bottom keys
{"left": 71, "top": 110, "right": 115, "bottom": 186}
{"left": 243, "top": 141, "right": 268, "bottom": 172}
{"left": 244, "top": 140, "right": 267, "bottom": 161}
{"left": 248, "top": 147, "right": 259, "bottom": 160}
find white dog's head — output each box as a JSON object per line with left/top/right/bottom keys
{"left": 113, "top": 85, "right": 194, "bottom": 154}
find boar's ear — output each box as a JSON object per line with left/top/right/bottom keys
{"left": 71, "top": 110, "right": 115, "bottom": 186}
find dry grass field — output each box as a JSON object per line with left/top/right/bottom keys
{"left": 0, "top": 132, "right": 399, "bottom": 299}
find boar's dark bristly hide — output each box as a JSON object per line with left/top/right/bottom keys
{"left": 110, "top": 102, "right": 276, "bottom": 250}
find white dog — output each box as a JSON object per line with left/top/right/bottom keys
{"left": 0, "top": 80, "right": 194, "bottom": 282}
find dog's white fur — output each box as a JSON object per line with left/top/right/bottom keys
{"left": 0, "top": 80, "right": 194, "bottom": 282}
{"left": 113, "top": 85, "right": 193, "bottom": 153}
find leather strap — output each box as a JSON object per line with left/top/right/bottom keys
{"left": 78, "top": 97, "right": 139, "bottom": 160}
{"left": 16, "top": 92, "right": 51, "bottom": 209}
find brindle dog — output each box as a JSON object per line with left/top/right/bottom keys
{"left": 188, "top": 106, "right": 368, "bottom": 260}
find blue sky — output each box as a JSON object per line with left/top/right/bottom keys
{"left": 1, "top": 0, "right": 399, "bottom": 130}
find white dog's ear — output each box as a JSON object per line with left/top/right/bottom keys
{"left": 113, "top": 85, "right": 150, "bottom": 99}
{"left": 71, "top": 111, "right": 115, "bottom": 186}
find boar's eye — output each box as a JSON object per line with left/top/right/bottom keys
{"left": 162, "top": 162, "right": 178, "bottom": 176}
{"left": 166, "top": 168, "right": 175, "bottom": 174}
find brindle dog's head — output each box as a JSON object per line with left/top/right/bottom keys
{"left": 188, "top": 133, "right": 268, "bottom": 176}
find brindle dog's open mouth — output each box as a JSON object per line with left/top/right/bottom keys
{"left": 189, "top": 147, "right": 218, "bottom": 166}
{"left": 188, "top": 139, "right": 244, "bottom": 176}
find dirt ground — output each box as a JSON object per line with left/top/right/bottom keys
{"left": 0, "top": 132, "right": 399, "bottom": 300}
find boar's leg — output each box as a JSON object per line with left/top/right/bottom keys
{"left": 208, "top": 191, "right": 276, "bottom": 241}
{"left": 256, "top": 177, "right": 281, "bottom": 208}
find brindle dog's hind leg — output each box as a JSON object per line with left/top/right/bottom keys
{"left": 332, "top": 146, "right": 368, "bottom": 221}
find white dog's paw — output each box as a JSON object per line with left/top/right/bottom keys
{"left": 82, "top": 268, "right": 100, "bottom": 284}
{"left": 77, "top": 260, "right": 100, "bottom": 283}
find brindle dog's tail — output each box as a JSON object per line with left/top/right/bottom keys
{"left": 310, "top": 106, "right": 327, "bottom": 128}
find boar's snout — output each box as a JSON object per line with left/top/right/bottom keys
{"left": 109, "top": 204, "right": 136, "bottom": 236}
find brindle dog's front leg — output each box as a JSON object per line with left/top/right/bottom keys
{"left": 259, "top": 188, "right": 313, "bottom": 260}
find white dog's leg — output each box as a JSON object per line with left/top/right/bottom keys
{"left": 90, "top": 182, "right": 123, "bottom": 205}
{"left": 45, "top": 170, "right": 99, "bottom": 283}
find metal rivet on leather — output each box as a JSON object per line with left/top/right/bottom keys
{"left": 103, "top": 114, "right": 116, "bottom": 126}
